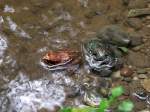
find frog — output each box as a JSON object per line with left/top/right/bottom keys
{"left": 41, "top": 49, "right": 81, "bottom": 71}
{"left": 82, "top": 25, "right": 131, "bottom": 76}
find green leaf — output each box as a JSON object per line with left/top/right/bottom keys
{"left": 59, "top": 107, "right": 72, "bottom": 112}
{"left": 98, "top": 99, "right": 109, "bottom": 112}
{"left": 118, "top": 100, "right": 134, "bottom": 112}
{"left": 111, "top": 86, "right": 124, "bottom": 98}
{"left": 72, "top": 107, "right": 97, "bottom": 112}
{"left": 118, "top": 47, "right": 128, "bottom": 53}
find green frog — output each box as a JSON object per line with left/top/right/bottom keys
{"left": 82, "top": 25, "right": 131, "bottom": 76}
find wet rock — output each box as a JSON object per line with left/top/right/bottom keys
{"left": 141, "top": 79, "right": 150, "bottom": 92}
{"left": 128, "top": 0, "right": 147, "bottom": 9}
{"left": 137, "top": 69, "right": 148, "bottom": 74}
{"left": 127, "top": 51, "right": 150, "bottom": 68}
{"left": 96, "top": 25, "right": 131, "bottom": 47}
{"left": 126, "top": 18, "right": 143, "bottom": 30}
{"left": 130, "top": 33, "right": 143, "bottom": 46}
{"left": 128, "top": 8, "right": 150, "bottom": 18}
{"left": 120, "top": 67, "right": 134, "bottom": 77}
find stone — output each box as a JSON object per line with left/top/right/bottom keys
{"left": 133, "top": 76, "right": 139, "bottom": 81}
{"left": 141, "top": 79, "right": 150, "bottom": 92}
{"left": 128, "top": 0, "right": 147, "bottom": 9}
{"left": 138, "top": 74, "right": 148, "bottom": 79}
{"left": 130, "top": 33, "right": 143, "bottom": 46}
{"left": 137, "top": 69, "right": 147, "bottom": 74}
{"left": 127, "top": 51, "right": 150, "bottom": 68}
{"left": 112, "top": 71, "right": 121, "bottom": 78}
{"left": 126, "top": 18, "right": 143, "bottom": 30}
{"left": 120, "top": 67, "right": 134, "bottom": 77}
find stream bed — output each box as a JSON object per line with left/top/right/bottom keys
{"left": 0, "top": 0, "right": 150, "bottom": 112}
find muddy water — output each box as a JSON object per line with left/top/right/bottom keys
{"left": 0, "top": 0, "right": 141, "bottom": 112}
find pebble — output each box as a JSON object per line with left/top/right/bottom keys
{"left": 112, "top": 71, "right": 121, "bottom": 78}
{"left": 120, "top": 67, "right": 134, "bottom": 77}
{"left": 138, "top": 74, "right": 148, "bottom": 79}
{"left": 133, "top": 76, "right": 139, "bottom": 81}
{"left": 141, "top": 79, "right": 150, "bottom": 92}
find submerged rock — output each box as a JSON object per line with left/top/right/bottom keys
{"left": 82, "top": 25, "right": 131, "bottom": 76}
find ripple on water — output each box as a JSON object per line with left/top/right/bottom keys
{"left": 4, "top": 5, "right": 15, "bottom": 13}
{"left": 0, "top": 34, "right": 7, "bottom": 59}
{"left": 6, "top": 17, "right": 31, "bottom": 39}
{"left": 1, "top": 73, "right": 66, "bottom": 112}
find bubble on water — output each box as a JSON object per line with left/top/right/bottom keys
{"left": 6, "top": 73, "right": 66, "bottom": 112}
{"left": 4, "top": 5, "right": 15, "bottom": 13}
{"left": 0, "top": 34, "right": 8, "bottom": 58}
{"left": 6, "top": 17, "right": 32, "bottom": 39}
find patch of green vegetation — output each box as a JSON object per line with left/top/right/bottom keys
{"left": 59, "top": 86, "right": 134, "bottom": 112}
